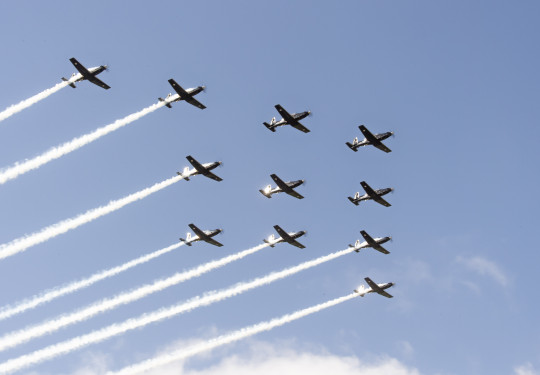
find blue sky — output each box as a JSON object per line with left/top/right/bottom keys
{"left": 0, "top": 1, "right": 539, "bottom": 374}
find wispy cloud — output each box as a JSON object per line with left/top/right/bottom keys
{"left": 66, "top": 341, "right": 422, "bottom": 375}
{"left": 514, "top": 363, "right": 539, "bottom": 375}
{"left": 456, "top": 256, "right": 509, "bottom": 287}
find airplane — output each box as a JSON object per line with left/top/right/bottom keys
{"left": 62, "top": 57, "right": 110, "bottom": 89}
{"left": 263, "top": 225, "right": 307, "bottom": 249}
{"left": 263, "top": 104, "right": 311, "bottom": 133}
{"left": 177, "top": 155, "right": 222, "bottom": 182}
{"left": 348, "top": 181, "right": 393, "bottom": 207}
{"left": 346, "top": 125, "right": 393, "bottom": 153}
{"left": 259, "top": 174, "right": 305, "bottom": 199}
{"left": 354, "top": 277, "right": 395, "bottom": 298}
{"left": 348, "top": 230, "right": 391, "bottom": 254}
{"left": 159, "top": 79, "right": 206, "bottom": 109}
{"left": 179, "top": 223, "right": 223, "bottom": 247}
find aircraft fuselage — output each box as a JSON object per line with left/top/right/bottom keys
{"left": 349, "top": 187, "right": 393, "bottom": 205}
{"left": 163, "top": 86, "right": 204, "bottom": 105}
{"left": 264, "top": 230, "right": 306, "bottom": 247}
{"left": 70, "top": 65, "right": 107, "bottom": 83}
{"left": 348, "top": 131, "right": 393, "bottom": 150}
{"left": 261, "top": 179, "right": 304, "bottom": 197}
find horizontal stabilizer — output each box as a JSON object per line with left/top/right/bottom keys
{"left": 159, "top": 98, "right": 172, "bottom": 108}
{"left": 263, "top": 122, "right": 276, "bottom": 132}
{"left": 259, "top": 189, "right": 272, "bottom": 198}
{"left": 346, "top": 142, "right": 358, "bottom": 151}
{"left": 179, "top": 238, "right": 192, "bottom": 246}
{"left": 62, "top": 77, "right": 76, "bottom": 89}
{"left": 263, "top": 238, "right": 275, "bottom": 247}
{"left": 348, "top": 196, "right": 359, "bottom": 206}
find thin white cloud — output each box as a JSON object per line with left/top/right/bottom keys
{"left": 65, "top": 341, "right": 421, "bottom": 375}
{"left": 456, "top": 256, "right": 509, "bottom": 287}
{"left": 514, "top": 363, "right": 539, "bottom": 375}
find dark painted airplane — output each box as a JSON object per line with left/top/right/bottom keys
{"left": 354, "top": 277, "right": 395, "bottom": 298}
{"left": 260, "top": 174, "right": 305, "bottom": 199}
{"left": 177, "top": 155, "right": 222, "bottom": 182}
{"left": 159, "top": 79, "right": 206, "bottom": 109}
{"left": 180, "top": 223, "right": 223, "bottom": 247}
{"left": 348, "top": 181, "right": 393, "bottom": 207}
{"left": 346, "top": 125, "right": 393, "bottom": 153}
{"left": 62, "top": 57, "right": 110, "bottom": 89}
{"left": 349, "top": 230, "right": 391, "bottom": 254}
{"left": 263, "top": 225, "right": 307, "bottom": 249}
{"left": 263, "top": 104, "right": 311, "bottom": 133}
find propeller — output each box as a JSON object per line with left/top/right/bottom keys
{"left": 201, "top": 84, "right": 207, "bottom": 93}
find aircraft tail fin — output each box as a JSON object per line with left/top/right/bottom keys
{"left": 354, "top": 285, "right": 366, "bottom": 296}
{"left": 159, "top": 97, "right": 172, "bottom": 108}
{"left": 259, "top": 185, "right": 272, "bottom": 198}
{"left": 263, "top": 122, "right": 276, "bottom": 132}
{"left": 348, "top": 196, "right": 359, "bottom": 206}
{"left": 62, "top": 77, "right": 76, "bottom": 88}
{"left": 179, "top": 238, "right": 192, "bottom": 246}
{"left": 346, "top": 142, "right": 358, "bottom": 151}
{"left": 263, "top": 238, "right": 275, "bottom": 247}
{"left": 263, "top": 235, "right": 276, "bottom": 247}
{"left": 349, "top": 239, "right": 361, "bottom": 252}
{"left": 177, "top": 167, "right": 191, "bottom": 181}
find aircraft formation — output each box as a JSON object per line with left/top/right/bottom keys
{"left": 62, "top": 58, "right": 394, "bottom": 297}
{"left": 0, "top": 57, "right": 399, "bottom": 372}
{"left": 59, "top": 57, "right": 396, "bottom": 296}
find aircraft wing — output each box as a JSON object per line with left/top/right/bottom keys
{"left": 364, "top": 277, "right": 393, "bottom": 298}
{"left": 377, "top": 290, "right": 393, "bottom": 298}
{"left": 188, "top": 223, "right": 206, "bottom": 238}
{"left": 186, "top": 156, "right": 222, "bottom": 181}
{"left": 202, "top": 237, "right": 223, "bottom": 247}
{"left": 87, "top": 76, "right": 111, "bottom": 90}
{"left": 359, "top": 125, "right": 391, "bottom": 153}
{"left": 201, "top": 170, "right": 222, "bottom": 182}
{"left": 285, "top": 238, "right": 305, "bottom": 249}
{"left": 273, "top": 225, "right": 305, "bottom": 249}
{"left": 69, "top": 58, "right": 91, "bottom": 77}
{"left": 360, "top": 181, "right": 391, "bottom": 207}
{"left": 360, "top": 181, "right": 377, "bottom": 197}
{"left": 373, "top": 195, "right": 391, "bottom": 207}
{"left": 373, "top": 244, "right": 390, "bottom": 254}
{"left": 169, "top": 79, "right": 190, "bottom": 97}
{"left": 360, "top": 230, "right": 389, "bottom": 254}
{"left": 275, "top": 105, "right": 295, "bottom": 123}
{"left": 185, "top": 97, "right": 206, "bottom": 110}
{"left": 289, "top": 121, "right": 310, "bottom": 133}
{"left": 364, "top": 277, "right": 379, "bottom": 290}
{"left": 188, "top": 224, "right": 223, "bottom": 247}
{"left": 373, "top": 142, "right": 391, "bottom": 153}
{"left": 169, "top": 79, "right": 206, "bottom": 109}
{"left": 270, "top": 174, "right": 304, "bottom": 199}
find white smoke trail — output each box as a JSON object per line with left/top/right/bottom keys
{"left": 0, "top": 174, "right": 184, "bottom": 261}
{"left": 0, "top": 247, "right": 355, "bottom": 373}
{"left": 0, "top": 81, "right": 70, "bottom": 123}
{"left": 0, "top": 243, "right": 269, "bottom": 351}
{"left": 110, "top": 293, "right": 358, "bottom": 375}
{"left": 0, "top": 100, "right": 166, "bottom": 185}
{"left": 0, "top": 242, "right": 184, "bottom": 322}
